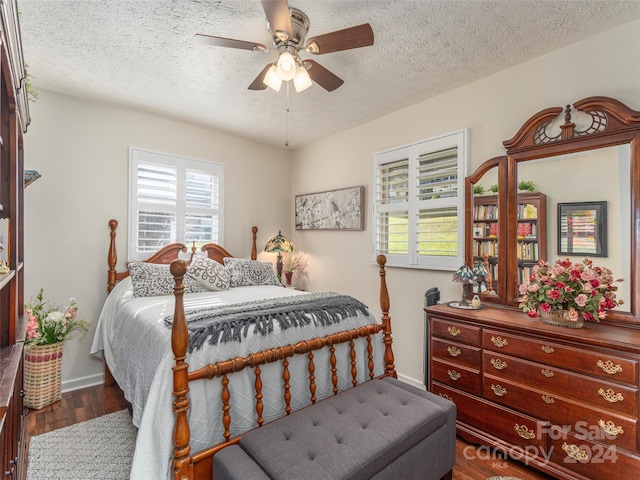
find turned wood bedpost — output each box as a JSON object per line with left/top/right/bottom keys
{"left": 170, "top": 259, "right": 193, "bottom": 480}
{"left": 377, "top": 254, "right": 396, "bottom": 378}
{"left": 251, "top": 226, "right": 258, "bottom": 260}
{"left": 107, "top": 219, "right": 118, "bottom": 293}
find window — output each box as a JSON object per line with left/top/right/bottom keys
{"left": 129, "top": 148, "right": 224, "bottom": 261}
{"left": 372, "top": 129, "right": 468, "bottom": 270}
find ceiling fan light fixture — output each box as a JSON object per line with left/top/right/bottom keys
{"left": 276, "top": 51, "right": 296, "bottom": 81}
{"left": 293, "top": 65, "right": 312, "bottom": 92}
{"left": 263, "top": 65, "right": 282, "bottom": 91}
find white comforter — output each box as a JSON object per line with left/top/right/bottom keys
{"left": 90, "top": 278, "right": 383, "bottom": 480}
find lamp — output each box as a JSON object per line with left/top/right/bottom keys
{"left": 472, "top": 262, "right": 488, "bottom": 294}
{"left": 263, "top": 50, "right": 313, "bottom": 93}
{"left": 264, "top": 230, "right": 294, "bottom": 281}
{"left": 263, "top": 65, "right": 282, "bottom": 92}
{"left": 452, "top": 264, "right": 474, "bottom": 307}
{"left": 293, "top": 65, "right": 312, "bottom": 92}
{"left": 276, "top": 51, "right": 296, "bottom": 81}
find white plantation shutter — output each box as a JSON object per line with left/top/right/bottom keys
{"left": 129, "top": 148, "right": 224, "bottom": 261}
{"left": 373, "top": 130, "right": 467, "bottom": 270}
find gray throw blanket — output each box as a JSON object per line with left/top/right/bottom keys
{"left": 164, "top": 291, "right": 370, "bottom": 352}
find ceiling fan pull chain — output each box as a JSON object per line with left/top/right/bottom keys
{"left": 285, "top": 81, "right": 290, "bottom": 147}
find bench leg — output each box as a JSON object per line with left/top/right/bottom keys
{"left": 440, "top": 469, "right": 453, "bottom": 480}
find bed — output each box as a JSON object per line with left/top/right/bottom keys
{"left": 90, "top": 220, "right": 395, "bottom": 480}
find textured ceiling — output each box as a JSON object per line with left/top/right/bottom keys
{"left": 19, "top": 0, "right": 640, "bottom": 149}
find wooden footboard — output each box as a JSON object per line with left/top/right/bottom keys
{"left": 170, "top": 255, "right": 395, "bottom": 480}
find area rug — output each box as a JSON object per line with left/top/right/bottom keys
{"left": 26, "top": 409, "right": 137, "bottom": 480}
{"left": 486, "top": 477, "right": 523, "bottom": 480}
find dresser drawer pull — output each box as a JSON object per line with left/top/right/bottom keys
{"left": 490, "top": 384, "right": 507, "bottom": 396}
{"left": 491, "top": 336, "right": 508, "bottom": 348}
{"left": 541, "top": 394, "right": 555, "bottom": 404}
{"left": 541, "top": 368, "right": 554, "bottom": 378}
{"left": 438, "top": 393, "right": 453, "bottom": 401}
{"left": 598, "top": 388, "right": 624, "bottom": 403}
{"left": 562, "top": 442, "right": 589, "bottom": 461}
{"left": 598, "top": 419, "right": 624, "bottom": 437}
{"left": 541, "top": 345, "right": 555, "bottom": 354}
{"left": 490, "top": 358, "right": 507, "bottom": 370}
{"left": 448, "top": 370, "right": 461, "bottom": 381}
{"left": 597, "top": 360, "right": 623, "bottom": 375}
{"left": 514, "top": 423, "right": 536, "bottom": 440}
{"left": 447, "top": 326, "right": 461, "bottom": 337}
{"left": 447, "top": 346, "right": 462, "bottom": 357}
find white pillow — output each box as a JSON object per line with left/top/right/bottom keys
{"left": 128, "top": 262, "right": 203, "bottom": 297}
{"left": 187, "top": 255, "right": 230, "bottom": 291}
{"left": 223, "top": 257, "right": 281, "bottom": 287}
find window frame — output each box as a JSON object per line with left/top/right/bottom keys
{"left": 372, "top": 129, "right": 468, "bottom": 270}
{"left": 128, "top": 147, "right": 224, "bottom": 261}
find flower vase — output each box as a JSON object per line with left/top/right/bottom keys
{"left": 24, "top": 342, "right": 64, "bottom": 409}
{"left": 284, "top": 271, "right": 293, "bottom": 287}
{"left": 539, "top": 309, "right": 584, "bottom": 329}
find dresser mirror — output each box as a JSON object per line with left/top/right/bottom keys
{"left": 465, "top": 157, "right": 507, "bottom": 304}
{"left": 466, "top": 96, "right": 640, "bottom": 326}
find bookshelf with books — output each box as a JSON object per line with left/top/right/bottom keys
{"left": 472, "top": 193, "right": 500, "bottom": 291}
{"left": 515, "top": 191, "right": 546, "bottom": 286}
{"left": 473, "top": 192, "right": 546, "bottom": 291}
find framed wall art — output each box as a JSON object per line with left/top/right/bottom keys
{"left": 557, "top": 201, "right": 607, "bottom": 257}
{"left": 295, "top": 186, "right": 364, "bottom": 230}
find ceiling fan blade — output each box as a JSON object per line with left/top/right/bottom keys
{"left": 305, "top": 23, "right": 374, "bottom": 54}
{"left": 248, "top": 64, "right": 272, "bottom": 90}
{"left": 195, "top": 33, "right": 266, "bottom": 51}
{"left": 305, "top": 60, "right": 344, "bottom": 92}
{"left": 261, "top": 0, "right": 292, "bottom": 40}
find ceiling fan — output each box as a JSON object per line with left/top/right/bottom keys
{"left": 195, "top": 0, "right": 374, "bottom": 93}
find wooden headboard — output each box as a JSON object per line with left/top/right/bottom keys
{"left": 106, "top": 219, "right": 258, "bottom": 292}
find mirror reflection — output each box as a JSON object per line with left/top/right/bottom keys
{"left": 516, "top": 145, "right": 630, "bottom": 312}
{"left": 471, "top": 166, "right": 500, "bottom": 296}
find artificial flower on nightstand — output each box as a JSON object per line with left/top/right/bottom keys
{"left": 282, "top": 251, "right": 309, "bottom": 288}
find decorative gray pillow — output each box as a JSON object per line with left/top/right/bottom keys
{"left": 128, "top": 262, "right": 204, "bottom": 297}
{"left": 187, "top": 255, "right": 230, "bottom": 291}
{"left": 223, "top": 257, "right": 282, "bottom": 287}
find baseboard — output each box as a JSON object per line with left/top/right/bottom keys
{"left": 396, "top": 372, "right": 426, "bottom": 390}
{"left": 61, "top": 372, "right": 104, "bottom": 393}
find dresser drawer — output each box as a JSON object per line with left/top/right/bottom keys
{"left": 483, "top": 352, "right": 638, "bottom": 417}
{"left": 549, "top": 427, "right": 640, "bottom": 480}
{"left": 432, "top": 382, "right": 549, "bottom": 453}
{"left": 432, "top": 337, "right": 481, "bottom": 368}
{"left": 482, "top": 330, "right": 638, "bottom": 386}
{"left": 431, "top": 358, "right": 481, "bottom": 395}
{"left": 431, "top": 318, "right": 481, "bottom": 346}
{"left": 482, "top": 374, "right": 637, "bottom": 452}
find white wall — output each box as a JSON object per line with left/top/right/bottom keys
{"left": 23, "top": 92, "right": 291, "bottom": 390}
{"left": 290, "top": 19, "right": 640, "bottom": 385}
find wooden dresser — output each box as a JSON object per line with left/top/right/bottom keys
{"left": 426, "top": 303, "right": 640, "bottom": 480}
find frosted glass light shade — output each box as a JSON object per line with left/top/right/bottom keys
{"left": 293, "top": 66, "right": 312, "bottom": 92}
{"left": 263, "top": 65, "right": 282, "bottom": 91}
{"left": 276, "top": 52, "right": 296, "bottom": 81}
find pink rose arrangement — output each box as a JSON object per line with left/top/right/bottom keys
{"left": 518, "top": 258, "right": 623, "bottom": 323}
{"left": 25, "top": 288, "right": 89, "bottom": 347}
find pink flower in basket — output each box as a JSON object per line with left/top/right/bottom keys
{"left": 24, "top": 288, "right": 89, "bottom": 347}
{"left": 518, "top": 257, "right": 623, "bottom": 323}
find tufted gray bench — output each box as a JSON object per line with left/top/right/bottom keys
{"left": 213, "top": 377, "right": 456, "bottom": 480}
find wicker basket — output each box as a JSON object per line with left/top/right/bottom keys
{"left": 539, "top": 309, "right": 584, "bottom": 329}
{"left": 24, "top": 342, "right": 64, "bottom": 409}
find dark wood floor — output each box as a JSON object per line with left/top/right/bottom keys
{"left": 24, "top": 384, "right": 553, "bottom": 480}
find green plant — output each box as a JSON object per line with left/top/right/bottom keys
{"left": 518, "top": 180, "right": 535, "bottom": 192}
{"left": 25, "top": 289, "right": 89, "bottom": 346}
{"left": 473, "top": 185, "right": 485, "bottom": 195}
{"left": 24, "top": 63, "right": 38, "bottom": 102}
{"left": 489, "top": 184, "right": 498, "bottom": 193}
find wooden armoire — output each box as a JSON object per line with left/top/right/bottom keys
{"left": 0, "top": 1, "right": 30, "bottom": 479}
